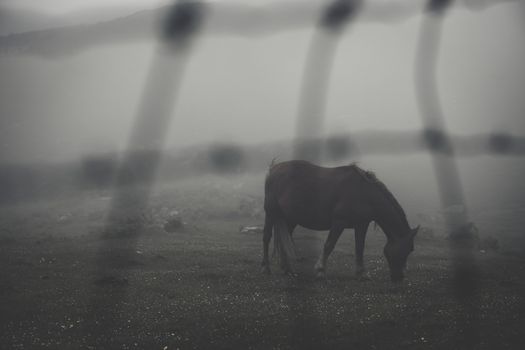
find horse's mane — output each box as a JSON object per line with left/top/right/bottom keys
{"left": 349, "top": 163, "right": 409, "bottom": 226}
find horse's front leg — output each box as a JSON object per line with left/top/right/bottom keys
{"left": 261, "top": 215, "right": 273, "bottom": 274}
{"left": 355, "top": 222, "right": 370, "bottom": 280}
{"left": 314, "top": 221, "right": 345, "bottom": 278}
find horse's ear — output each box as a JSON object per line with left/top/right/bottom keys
{"left": 412, "top": 225, "right": 420, "bottom": 237}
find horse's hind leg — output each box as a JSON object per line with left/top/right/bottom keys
{"left": 355, "top": 222, "right": 370, "bottom": 280}
{"left": 261, "top": 214, "right": 273, "bottom": 274}
{"left": 274, "top": 219, "right": 295, "bottom": 275}
{"left": 314, "top": 220, "right": 345, "bottom": 278}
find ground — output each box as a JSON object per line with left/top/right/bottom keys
{"left": 1, "top": 181, "right": 524, "bottom": 350}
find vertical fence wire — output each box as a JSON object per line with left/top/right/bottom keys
{"left": 288, "top": 1, "right": 361, "bottom": 348}
{"left": 415, "top": 0, "right": 479, "bottom": 347}
{"left": 85, "top": 1, "right": 204, "bottom": 345}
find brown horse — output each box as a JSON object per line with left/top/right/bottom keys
{"left": 261, "top": 160, "right": 418, "bottom": 282}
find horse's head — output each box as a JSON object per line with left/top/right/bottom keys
{"left": 383, "top": 226, "right": 419, "bottom": 282}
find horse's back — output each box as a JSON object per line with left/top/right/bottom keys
{"left": 266, "top": 160, "right": 356, "bottom": 189}
{"left": 264, "top": 160, "right": 366, "bottom": 229}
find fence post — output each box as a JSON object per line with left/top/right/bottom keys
{"left": 85, "top": 1, "right": 205, "bottom": 344}
{"left": 415, "top": 0, "right": 479, "bottom": 347}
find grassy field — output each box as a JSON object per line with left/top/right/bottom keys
{"left": 1, "top": 181, "right": 524, "bottom": 349}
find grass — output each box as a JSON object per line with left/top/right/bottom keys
{"left": 0, "top": 183, "right": 524, "bottom": 349}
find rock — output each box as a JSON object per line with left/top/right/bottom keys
{"left": 164, "top": 217, "right": 184, "bottom": 233}
{"left": 448, "top": 222, "right": 479, "bottom": 246}
{"left": 479, "top": 236, "right": 499, "bottom": 252}
{"left": 238, "top": 196, "right": 264, "bottom": 219}
{"left": 57, "top": 213, "right": 72, "bottom": 222}
{"left": 239, "top": 225, "right": 263, "bottom": 234}
{"left": 419, "top": 226, "right": 435, "bottom": 238}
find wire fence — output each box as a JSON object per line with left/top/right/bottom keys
{"left": 1, "top": 0, "right": 524, "bottom": 348}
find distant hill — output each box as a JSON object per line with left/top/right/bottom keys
{"left": 0, "top": 6, "right": 68, "bottom": 35}
{"left": 0, "top": 5, "right": 159, "bottom": 56}
{"left": 0, "top": 1, "right": 322, "bottom": 56}
{"left": 0, "top": 4, "right": 151, "bottom": 35}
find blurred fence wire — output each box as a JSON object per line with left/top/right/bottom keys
{"left": 1, "top": 0, "right": 523, "bottom": 348}
{"left": 85, "top": 0, "right": 205, "bottom": 341}
{"left": 416, "top": 0, "right": 480, "bottom": 345}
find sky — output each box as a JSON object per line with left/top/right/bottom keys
{"left": 0, "top": 0, "right": 278, "bottom": 14}
{"left": 0, "top": 0, "right": 312, "bottom": 13}
{"left": 0, "top": 0, "right": 524, "bottom": 163}
{"left": 0, "top": 0, "right": 168, "bottom": 14}
{"left": 0, "top": 0, "right": 523, "bottom": 216}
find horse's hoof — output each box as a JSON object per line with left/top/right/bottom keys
{"left": 283, "top": 270, "right": 297, "bottom": 277}
{"left": 314, "top": 262, "right": 326, "bottom": 278}
{"left": 261, "top": 265, "right": 271, "bottom": 274}
{"left": 356, "top": 272, "right": 371, "bottom": 281}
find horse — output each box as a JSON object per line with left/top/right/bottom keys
{"left": 261, "top": 160, "right": 418, "bottom": 282}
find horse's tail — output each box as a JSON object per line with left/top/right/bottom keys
{"left": 269, "top": 157, "right": 278, "bottom": 169}
{"left": 265, "top": 157, "right": 278, "bottom": 198}
{"left": 272, "top": 220, "right": 296, "bottom": 267}
{"left": 267, "top": 157, "right": 278, "bottom": 177}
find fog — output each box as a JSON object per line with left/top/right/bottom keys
{"left": 1, "top": 3, "right": 525, "bottom": 348}
{"left": 0, "top": 0, "right": 524, "bottom": 218}
{"left": 1, "top": 2, "right": 524, "bottom": 161}
{"left": 0, "top": 0, "right": 167, "bottom": 15}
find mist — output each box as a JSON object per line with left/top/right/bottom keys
{"left": 0, "top": 1, "right": 523, "bottom": 160}
{"left": 0, "top": 1, "right": 524, "bottom": 348}
{"left": 1, "top": 1, "right": 523, "bottom": 212}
